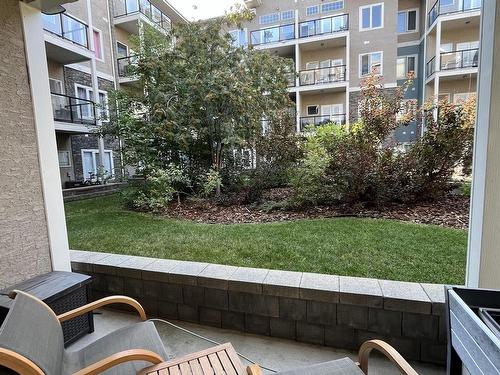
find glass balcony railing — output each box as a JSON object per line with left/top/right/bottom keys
{"left": 117, "top": 55, "right": 140, "bottom": 77}
{"left": 440, "top": 48, "right": 479, "bottom": 70}
{"left": 426, "top": 56, "right": 436, "bottom": 78}
{"left": 299, "top": 64, "right": 346, "bottom": 86}
{"left": 51, "top": 93, "right": 96, "bottom": 125}
{"left": 428, "top": 0, "right": 482, "bottom": 27}
{"left": 300, "top": 114, "right": 346, "bottom": 131}
{"left": 113, "top": 0, "right": 172, "bottom": 32}
{"left": 250, "top": 23, "right": 295, "bottom": 46}
{"left": 299, "top": 14, "right": 349, "bottom": 38}
{"left": 42, "top": 13, "right": 89, "bottom": 48}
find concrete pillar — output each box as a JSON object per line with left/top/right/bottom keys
{"left": 435, "top": 21, "right": 441, "bottom": 75}
{"left": 295, "top": 40, "right": 301, "bottom": 132}
{"left": 466, "top": 0, "right": 500, "bottom": 289}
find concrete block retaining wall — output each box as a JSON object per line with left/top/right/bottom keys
{"left": 70, "top": 250, "right": 448, "bottom": 365}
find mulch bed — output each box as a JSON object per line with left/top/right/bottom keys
{"left": 165, "top": 192, "right": 470, "bottom": 229}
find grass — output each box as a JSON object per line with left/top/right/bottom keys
{"left": 65, "top": 194, "right": 467, "bottom": 284}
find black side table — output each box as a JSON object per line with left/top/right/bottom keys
{"left": 0, "top": 271, "right": 94, "bottom": 347}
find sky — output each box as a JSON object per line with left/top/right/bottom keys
{"left": 168, "top": 0, "right": 245, "bottom": 21}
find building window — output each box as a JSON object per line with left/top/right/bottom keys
{"left": 259, "top": 13, "right": 279, "bottom": 24}
{"left": 75, "top": 84, "right": 109, "bottom": 121}
{"left": 229, "top": 29, "right": 247, "bottom": 48}
{"left": 58, "top": 150, "right": 71, "bottom": 167}
{"left": 360, "top": 3, "right": 384, "bottom": 31}
{"left": 454, "top": 92, "right": 474, "bottom": 104}
{"left": 307, "top": 105, "right": 319, "bottom": 115}
{"left": 397, "top": 9, "right": 418, "bottom": 33}
{"left": 359, "top": 52, "right": 383, "bottom": 76}
{"left": 321, "top": 1, "right": 344, "bottom": 13}
{"left": 396, "top": 55, "right": 417, "bottom": 79}
{"left": 281, "top": 10, "right": 294, "bottom": 20}
{"left": 116, "top": 41, "right": 128, "bottom": 58}
{"left": 306, "top": 5, "right": 319, "bottom": 16}
{"left": 397, "top": 99, "right": 418, "bottom": 121}
{"left": 49, "top": 78, "right": 64, "bottom": 94}
{"left": 82, "top": 149, "right": 114, "bottom": 179}
{"left": 93, "top": 29, "right": 103, "bottom": 60}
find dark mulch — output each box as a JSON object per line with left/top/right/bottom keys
{"left": 165, "top": 191, "right": 469, "bottom": 229}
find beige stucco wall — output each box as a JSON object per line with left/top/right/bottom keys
{"left": 439, "top": 76, "right": 477, "bottom": 100}
{"left": 300, "top": 47, "right": 346, "bottom": 69}
{"left": 47, "top": 59, "right": 65, "bottom": 83}
{"left": 441, "top": 26, "right": 480, "bottom": 46}
{"left": 0, "top": 0, "right": 52, "bottom": 288}
{"left": 397, "top": 0, "right": 424, "bottom": 44}
{"left": 300, "top": 91, "right": 347, "bottom": 115}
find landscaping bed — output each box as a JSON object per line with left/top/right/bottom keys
{"left": 164, "top": 190, "right": 469, "bottom": 230}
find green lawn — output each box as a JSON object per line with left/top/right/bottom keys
{"left": 65, "top": 195, "right": 467, "bottom": 284}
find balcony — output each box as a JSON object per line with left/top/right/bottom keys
{"left": 249, "top": 23, "right": 295, "bottom": 46}
{"left": 117, "top": 55, "right": 140, "bottom": 84}
{"left": 299, "top": 114, "right": 346, "bottom": 130}
{"left": 42, "top": 13, "right": 93, "bottom": 64}
{"left": 440, "top": 48, "right": 479, "bottom": 70}
{"left": 113, "top": 0, "right": 172, "bottom": 34}
{"left": 299, "top": 14, "right": 349, "bottom": 38}
{"left": 428, "top": 0, "right": 482, "bottom": 27}
{"left": 51, "top": 92, "right": 96, "bottom": 131}
{"left": 299, "top": 64, "right": 346, "bottom": 86}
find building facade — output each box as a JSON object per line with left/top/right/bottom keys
{"left": 229, "top": 0, "right": 481, "bottom": 144}
{"left": 43, "top": 0, "right": 187, "bottom": 187}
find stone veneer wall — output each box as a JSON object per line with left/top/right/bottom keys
{"left": 0, "top": 0, "right": 53, "bottom": 288}
{"left": 71, "top": 250, "right": 447, "bottom": 365}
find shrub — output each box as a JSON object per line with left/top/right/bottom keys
{"left": 123, "top": 165, "right": 190, "bottom": 212}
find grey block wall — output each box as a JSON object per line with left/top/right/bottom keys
{"left": 70, "top": 250, "right": 447, "bottom": 365}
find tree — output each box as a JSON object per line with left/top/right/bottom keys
{"left": 104, "top": 13, "right": 294, "bottom": 196}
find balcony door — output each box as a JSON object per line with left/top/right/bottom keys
{"left": 303, "top": 61, "right": 319, "bottom": 85}
{"left": 321, "top": 104, "right": 344, "bottom": 124}
{"left": 457, "top": 41, "right": 479, "bottom": 67}
{"left": 82, "top": 149, "right": 114, "bottom": 180}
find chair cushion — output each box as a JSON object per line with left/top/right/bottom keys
{"left": 63, "top": 321, "right": 168, "bottom": 375}
{"left": 276, "top": 357, "right": 364, "bottom": 375}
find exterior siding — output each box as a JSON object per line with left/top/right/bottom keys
{"left": 0, "top": 0, "right": 52, "bottom": 288}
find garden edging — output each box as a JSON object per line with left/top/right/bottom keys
{"left": 70, "top": 250, "right": 447, "bottom": 365}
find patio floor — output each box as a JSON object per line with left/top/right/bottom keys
{"left": 70, "top": 309, "right": 446, "bottom": 375}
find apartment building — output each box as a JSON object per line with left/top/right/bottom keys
{"left": 230, "top": 0, "right": 481, "bottom": 144}
{"left": 43, "top": 0, "right": 186, "bottom": 187}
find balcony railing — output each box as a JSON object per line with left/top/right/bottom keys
{"left": 299, "top": 64, "right": 346, "bottom": 86}
{"left": 428, "top": 0, "right": 482, "bottom": 27}
{"left": 250, "top": 23, "right": 295, "bottom": 46}
{"left": 299, "top": 14, "right": 349, "bottom": 38}
{"left": 114, "top": 0, "right": 172, "bottom": 32}
{"left": 117, "top": 55, "right": 139, "bottom": 77}
{"left": 426, "top": 56, "right": 436, "bottom": 78}
{"left": 51, "top": 92, "right": 96, "bottom": 125}
{"left": 299, "top": 114, "right": 346, "bottom": 130}
{"left": 440, "top": 48, "right": 479, "bottom": 70}
{"left": 42, "top": 13, "right": 89, "bottom": 48}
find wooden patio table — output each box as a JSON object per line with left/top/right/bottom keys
{"left": 139, "top": 343, "right": 247, "bottom": 375}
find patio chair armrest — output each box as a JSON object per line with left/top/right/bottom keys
{"left": 72, "top": 349, "right": 164, "bottom": 375}
{"left": 358, "top": 339, "right": 418, "bottom": 375}
{"left": 247, "top": 364, "right": 264, "bottom": 375}
{"left": 0, "top": 348, "right": 44, "bottom": 375}
{"left": 57, "top": 296, "right": 147, "bottom": 322}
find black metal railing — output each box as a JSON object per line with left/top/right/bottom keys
{"left": 426, "top": 56, "right": 436, "bottom": 78}
{"left": 428, "top": 0, "right": 482, "bottom": 27}
{"left": 114, "top": 0, "right": 172, "bottom": 32}
{"left": 299, "top": 114, "right": 346, "bottom": 130}
{"left": 440, "top": 48, "right": 479, "bottom": 70}
{"left": 250, "top": 23, "right": 295, "bottom": 46}
{"left": 51, "top": 93, "right": 96, "bottom": 125}
{"left": 299, "top": 64, "right": 346, "bottom": 86}
{"left": 299, "top": 14, "right": 349, "bottom": 38}
{"left": 42, "top": 13, "right": 89, "bottom": 48}
{"left": 117, "top": 55, "right": 139, "bottom": 77}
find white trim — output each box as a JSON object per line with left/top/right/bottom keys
{"left": 359, "top": 51, "right": 384, "bottom": 78}
{"left": 74, "top": 83, "right": 109, "bottom": 121}
{"left": 49, "top": 78, "right": 64, "bottom": 94}
{"left": 359, "top": 2, "right": 384, "bottom": 31}
{"left": 397, "top": 38, "right": 424, "bottom": 48}
{"left": 92, "top": 27, "right": 105, "bottom": 62}
{"left": 396, "top": 54, "right": 418, "bottom": 79}
{"left": 397, "top": 8, "right": 419, "bottom": 34}
{"left": 20, "top": 3, "right": 70, "bottom": 271}
{"left": 116, "top": 41, "right": 129, "bottom": 57}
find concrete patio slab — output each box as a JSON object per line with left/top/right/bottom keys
{"left": 70, "top": 309, "right": 445, "bottom": 375}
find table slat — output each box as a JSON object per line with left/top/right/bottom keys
{"left": 217, "top": 350, "right": 237, "bottom": 375}
{"left": 208, "top": 353, "right": 225, "bottom": 375}
{"left": 188, "top": 359, "right": 204, "bottom": 375}
{"left": 179, "top": 362, "right": 193, "bottom": 375}
{"left": 169, "top": 365, "right": 181, "bottom": 375}
{"left": 199, "top": 356, "right": 214, "bottom": 375}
